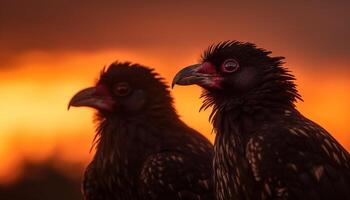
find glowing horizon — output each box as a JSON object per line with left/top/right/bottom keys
{"left": 0, "top": 49, "right": 349, "bottom": 184}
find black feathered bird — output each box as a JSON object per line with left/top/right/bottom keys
{"left": 68, "top": 62, "right": 213, "bottom": 200}
{"left": 172, "top": 41, "right": 350, "bottom": 200}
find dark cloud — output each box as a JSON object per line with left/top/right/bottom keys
{"left": 1, "top": 0, "right": 349, "bottom": 67}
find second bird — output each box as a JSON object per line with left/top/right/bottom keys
{"left": 173, "top": 41, "right": 350, "bottom": 200}
{"left": 68, "top": 62, "right": 213, "bottom": 200}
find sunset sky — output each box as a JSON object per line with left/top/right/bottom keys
{"left": 0, "top": 0, "right": 349, "bottom": 184}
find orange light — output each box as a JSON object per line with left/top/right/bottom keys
{"left": 0, "top": 50, "right": 348, "bottom": 184}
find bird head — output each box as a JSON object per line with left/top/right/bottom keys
{"left": 69, "top": 62, "right": 175, "bottom": 118}
{"left": 172, "top": 41, "right": 301, "bottom": 109}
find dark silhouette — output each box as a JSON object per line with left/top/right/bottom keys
{"left": 173, "top": 41, "right": 350, "bottom": 200}
{"left": 0, "top": 160, "right": 82, "bottom": 200}
{"left": 69, "top": 62, "right": 214, "bottom": 199}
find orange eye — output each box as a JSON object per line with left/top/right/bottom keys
{"left": 221, "top": 59, "right": 239, "bottom": 73}
{"left": 114, "top": 82, "right": 131, "bottom": 96}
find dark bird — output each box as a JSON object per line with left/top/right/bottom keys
{"left": 172, "top": 41, "right": 350, "bottom": 200}
{"left": 68, "top": 62, "right": 213, "bottom": 200}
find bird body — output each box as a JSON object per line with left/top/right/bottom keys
{"left": 172, "top": 41, "right": 350, "bottom": 200}
{"left": 213, "top": 106, "right": 350, "bottom": 200}
{"left": 69, "top": 62, "right": 213, "bottom": 200}
{"left": 84, "top": 115, "right": 212, "bottom": 200}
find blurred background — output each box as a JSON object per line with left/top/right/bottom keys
{"left": 0, "top": 1, "right": 349, "bottom": 199}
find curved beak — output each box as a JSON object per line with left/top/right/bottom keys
{"left": 68, "top": 86, "right": 115, "bottom": 112}
{"left": 172, "top": 64, "right": 203, "bottom": 88}
{"left": 172, "top": 63, "right": 222, "bottom": 89}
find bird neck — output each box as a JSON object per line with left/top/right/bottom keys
{"left": 92, "top": 112, "right": 181, "bottom": 179}
{"left": 211, "top": 93, "right": 295, "bottom": 136}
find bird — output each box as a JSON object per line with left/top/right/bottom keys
{"left": 68, "top": 62, "right": 214, "bottom": 200}
{"left": 172, "top": 41, "right": 350, "bottom": 200}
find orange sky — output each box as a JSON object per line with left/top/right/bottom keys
{"left": 0, "top": 49, "right": 349, "bottom": 184}
{"left": 0, "top": 1, "right": 349, "bottom": 184}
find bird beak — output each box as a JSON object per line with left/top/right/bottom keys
{"left": 172, "top": 63, "right": 222, "bottom": 89}
{"left": 68, "top": 85, "right": 115, "bottom": 112}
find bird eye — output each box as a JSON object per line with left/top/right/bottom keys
{"left": 114, "top": 82, "right": 131, "bottom": 96}
{"left": 221, "top": 59, "right": 239, "bottom": 73}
